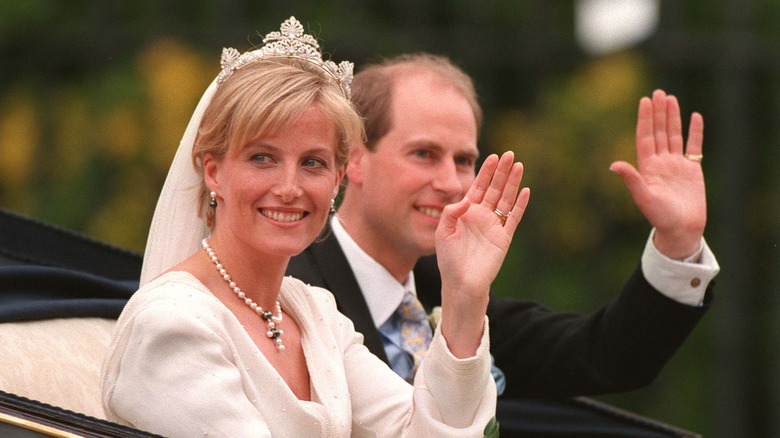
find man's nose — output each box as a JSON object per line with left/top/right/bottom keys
{"left": 431, "top": 160, "right": 462, "bottom": 196}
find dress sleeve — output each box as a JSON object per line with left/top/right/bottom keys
{"left": 102, "top": 297, "right": 272, "bottom": 438}
{"left": 336, "top": 305, "right": 497, "bottom": 437}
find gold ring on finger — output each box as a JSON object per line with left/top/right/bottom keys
{"left": 493, "top": 208, "right": 509, "bottom": 221}
{"left": 684, "top": 153, "right": 703, "bottom": 163}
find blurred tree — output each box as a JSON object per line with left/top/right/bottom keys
{"left": 490, "top": 52, "right": 651, "bottom": 309}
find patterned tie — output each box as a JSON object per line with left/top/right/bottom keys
{"left": 397, "top": 291, "right": 433, "bottom": 382}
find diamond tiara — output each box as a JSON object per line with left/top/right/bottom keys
{"left": 216, "top": 16, "right": 353, "bottom": 99}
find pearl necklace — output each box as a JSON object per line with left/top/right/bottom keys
{"left": 202, "top": 238, "right": 285, "bottom": 350}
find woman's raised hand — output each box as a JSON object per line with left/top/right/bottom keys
{"left": 435, "top": 151, "right": 530, "bottom": 358}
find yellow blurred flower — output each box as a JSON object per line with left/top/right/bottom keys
{"left": 138, "top": 39, "right": 212, "bottom": 173}
{"left": 99, "top": 106, "right": 142, "bottom": 159}
{"left": 52, "top": 87, "right": 92, "bottom": 179}
{"left": 570, "top": 52, "right": 648, "bottom": 111}
{"left": 0, "top": 88, "right": 39, "bottom": 187}
{"left": 86, "top": 166, "right": 159, "bottom": 251}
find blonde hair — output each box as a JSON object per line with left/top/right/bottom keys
{"left": 192, "top": 58, "right": 364, "bottom": 225}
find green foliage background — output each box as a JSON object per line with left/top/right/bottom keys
{"left": 1, "top": 1, "right": 777, "bottom": 437}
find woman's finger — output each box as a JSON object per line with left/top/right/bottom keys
{"left": 437, "top": 196, "right": 471, "bottom": 238}
{"left": 464, "top": 154, "right": 498, "bottom": 203}
{"left": 503, "top": 187, "right": 530, "bottom": 235}
{"left": 482, "top": 151, "right": 514, "bottom": 207}
{"left": 493, "top": 162, "right": 524, "bottom": 225}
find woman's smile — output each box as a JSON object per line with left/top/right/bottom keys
{"left": 260, "top": 208, "right": 307, "bottom": 223}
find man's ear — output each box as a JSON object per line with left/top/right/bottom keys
{"left": 346, "top": 141, "right": 368, "bottom": 185}
{"left": 202, "top": 153, "right": 220, "bottom": 192}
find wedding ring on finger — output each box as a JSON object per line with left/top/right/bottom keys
{"left": 684, "top": 153, "right": 703, "bottom": 163}
{"left": 493, "top": 207, "right": 510, "bottom": 222}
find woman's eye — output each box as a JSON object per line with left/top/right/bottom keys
{"left": 303, "top": 158, "right": 326, "bottom": 168}
{"left": 251, "top": 154, "right": 271, "bottom": 163}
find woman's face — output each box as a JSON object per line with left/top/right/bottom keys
{"left": 204, "top": 105, "right": 343, "bottom": 259}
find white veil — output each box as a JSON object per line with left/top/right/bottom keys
{"left": 139, "top": 79, "right": 218, "bottom": 285}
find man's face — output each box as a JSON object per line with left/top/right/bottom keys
{"left": 350, "top": 73, "right": 479, "bottom": 259}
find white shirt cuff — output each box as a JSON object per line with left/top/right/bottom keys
{"left": 641, "top": 229, "right": 720, "bottom": 307}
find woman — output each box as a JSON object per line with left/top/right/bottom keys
{"left": 101, "top": 17, "right": 529, "bottom": 437}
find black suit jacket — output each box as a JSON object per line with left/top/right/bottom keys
{"left": 287, "top": 224, "right": 713, "bottom": 399}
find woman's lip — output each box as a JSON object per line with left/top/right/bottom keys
{"left": 259, "top": 208, "right": 307, "bottom": 223}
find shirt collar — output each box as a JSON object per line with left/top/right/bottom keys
{"left": 330, "top": 216, "right": 415, "bottom": 328}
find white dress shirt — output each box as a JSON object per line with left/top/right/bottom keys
{"left": 641, "top": 229, "right": 720, "bottom": 306}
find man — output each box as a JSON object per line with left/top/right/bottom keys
{"left": 287, "top": 53, "right": 719, "bottom": 399}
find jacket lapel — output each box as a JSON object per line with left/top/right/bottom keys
{"left": 413, "top": 255, "right": 443, "bottom": 312}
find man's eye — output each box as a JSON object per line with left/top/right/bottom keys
{"left": 455, "top": 156, "right": 475, "bottom": 167}
{"left": 414, "top": 150, "right": 430, "bottom": 158}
